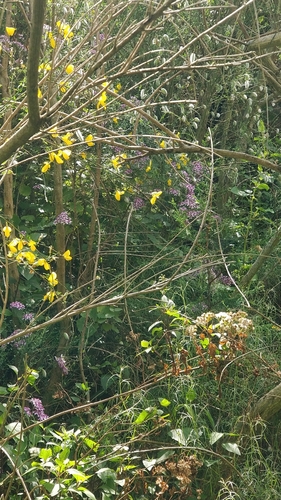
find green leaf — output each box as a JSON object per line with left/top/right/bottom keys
{"left": 50, "top": 483, "right": 61, "bottom": 496}
{"left": 77, "top": 487, "right": 97, "bottom": 499}
{"left": 19, "top": 184, "right": 31, "bottom": 197}
{"left": 255, "top": 182, "right": 269, "bottom": 190}
{"left": 84, "top": 438, "right": 99, "bottom": 452}
{"left": 134, "top": 407, "right": 156, "bottom": 425}
{"left": 230, "top": 186, "right": 251, "bottom": 197}
{"left": 5, "top": 421, "right": 23, "bottom": 440}
{"left": 186, "top": 388, "right": 196, "bottom": 402}
{"left": 140, "top": 340, "right": 151, "bottom": 348}
{"left": 8, "top": 365, "right": 18, "bottom": 376}
{"left": 258, "top": 119, "right": 265, "bottom": 133}
{"left": 159, "top": 398, "right": 171, "bottom": 407}
{"left": 0, "top": 386, "right": 8, "bottom": 395}
{"left": 169, "top": 428, "right": 190, "bottom": 446}
{"left": 39, "top": 448, "right": 53, "bottom": 460}
{"left": 222, "top": 442, "right": 241, "bottom": 455}
{"left": 68, "top": 468, "right": 92, "bottom": 482}
{"left": 210, "top": 432, "right": 224, "bottom": 445}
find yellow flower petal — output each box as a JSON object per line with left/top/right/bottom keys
{"left": 85, "top": 134, "right": 94, "bottom": 147}
{"left": 42, "top": 162, "right": 51, "bottom": 173}
{"left": 24, "top": 251, "right": 36, "bottom": 264}
{"left": 62, "top": 133, "right": 74, "bottom": 145}
{"left": 61, "top": 149, "right": 71, "bottom": 160}
{"left": 28, "top": 240, "right": 37, "bottom": 251}
{"left": 48, "top": 272, "right": 58, "bottom": 286}
{"left": 63, "top": 250, "right": 72, "bottom": 261}
{"left": 150, "top": 191, "right": 162, "bottom": 205}
{"left": 159, "top": 140, "right": 166, "bottom": 148}
{"left": 3, "top": 225, "right": 12, "bottom": 238}
{"left": 115, "top": 190, "right": 125, "bottom": 201}
{"left": 65, "top": 64, "right": 74, "bottom": 74}
{"left": 50, "top": 37, "right": 56, "bottom": 49}
{"left": 38, "top": 88, "right": 43, "bottom": 99}
{"left": 6, "top": 27, "right": 16, "bottom": 36}
{"left": 43, "top": 291, "right": 56, "bottom": 302}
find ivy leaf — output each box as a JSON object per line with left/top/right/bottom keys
{"left": 210, "top": 432, "right": 224, "bottom": 445}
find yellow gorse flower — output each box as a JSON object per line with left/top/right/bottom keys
{"left": 85, "top": 134, "right": 94, "bottom": 146}
{"left": 48, "top": 272, "right": 58, "bottom": 286}
{"left": 97, "top": 92, "right": 107, "bottom": 110}
{"left": 36, "top": 258, "right": 51, "bottom": 270}
{"left": 115, "top": 190, "right": 125, "bottom": 201}
{"left": 63, "top": 250, "right": 72, "bottom": 261}
{"left": 42, "top": 162, "right": 51, "bottom": 173}
{"left": 159, "top": 140, "right": 166, "bottom": 148}
{"left": 43, "top": 291, "right": 56, "bottom": 302}
{"left": 28, "top": 240, "right": 37, "bottom": 251}
{"left": 3, "top": 225, "right": 12, "bottom": 238}
{"left": 65, "top": 64, "right": 74, "bottom": 74}
{"left": 62, "top": 133, "right": 74, "bottom": 145}
{"left": 150, "top": 191, "right": 162, "bottom": 205}
{"left": 6, "top": 27, "right": 16, "bottom": 36}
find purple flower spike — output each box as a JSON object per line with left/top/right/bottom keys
{"left": 10, "top": 301, "right": 25, "bottom": 310}
{"left": 55, "top": 354, "right": 69, "bottom": 375}
{"left": 53, "top": 211, "right": 72, "bottom": 225}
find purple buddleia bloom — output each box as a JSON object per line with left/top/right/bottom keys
{"left": 133, "top": 197, "right": 145, "bottom": 210}
{"left": 23, "top": 312, "right": 34, "bottom": 322}
{"left": 10, "top": 301, "right": 25, "bottom": 310}
{"left": 192, "top": 161, "right": 205, "bottom": 180}
{"left": 53, "top": 211, "right": 72, "bottom": 225}
{"left": 30, "top": 398, "right": 48, "bottom": 421}
{"left": 24, "top": 407, "right": 32, "bottom": 417}
{"left": 219, "top": 275, "right": 234, "bottom": 286}
{"left": 55, "top": 354, "right": 69, "bottom": 375}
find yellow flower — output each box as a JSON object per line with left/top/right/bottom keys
{"left": 114, "top": 83, "right": 122, "bottom": 93}
{"left": 6, "top": 27, "right": 16, "bottom": 36}
{"left": 179, "top": 154, "right": 189, "bottom": 165}
{"left": 60, "top": 149, "right": 71, "bottom": 160}
{"left": 49, "top": 151, "right": 63, "bottom": 164}
{"left": 3, "top": 225, "right": 12, "bottom": 238}
{"left": 112, "top": 117, "right": 118, "bottom": 124}
{"left": 115, "top": 190, "right": 125, "bottom": 201}
{"left": 120, "top": 153, "right": 127, "bottom": 160}
{"left": 36, "top": 258, "right": 50, "bottom": 270}
{"left": 97, "top": 91, "right": 107, "bottom": 110}
{"left": 63, "top": 250, "right": 72, "bottom": 261}
{"left": 111, "top": 157, "right": 120, "bottom": 169}
{"left": 159, "top": 140, "right": 166, "bottom": 148}
{"left": 57, "top": 21, "right": 74, "bottom": 39}
{"left": 176, "top": 163, "right": 181, "bottom": 170}
{"left": 150, "top": 191, "right": 162, "bottom": 205}
{"left": 145, "top": 160, "right": 152, "bottom": 173}
{"left": 38, "top": 88, "right": 43, "bottom": 99}
{"left": 17, "top": 240, "right": 24, "bottom": 251}
{"left": 8, "top": 238, "right": 20, "bottom": 253}
{"left": 62, "top": 133, "right": 74, "bottom": 145}
{"left": 65, "top": 64, "right": 74, "bottom": 74}
{"left": 59, "top": 81, "right": 67, "bottom": 93}
{"left": 85, "top": 134, "right": 94, "bottom": 146}
{"left": 16, "top": 252, "right": 25, "bottom": 262}
{"left": 42, "top": 162, "right": 51, "bottom": 173}
{"left": 43, "top": 291, "right": 56, "bottom": 302}
{"left": 28, "top": 240, "right": 37, "bottom": 252}
{"left": 48, "top": 272, "right": 58, "bottom": 286}
{"left": 23, "top": 251, "right": 36, "bottom": 264}
{"left": 80, "top": 152, "right": 87, "bottom": 159}
{"left": 167, "top": 179, "right": 172, "bottom": 186}
{"left": 50, "top": 37, "right": 56, "bottom": 49}
{"left": 49, "top": 127, "right": 59, "bottom": 138}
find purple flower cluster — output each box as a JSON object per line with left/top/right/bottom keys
{"left": 10, "top": 301, "right": 25, "bottom": 310}
{"left": 179, "top": 172, "right": 201, "bottom": 220}
{"left": 23, "top": 312, "right": 34, "bottom": 322}
{"left": 133, "top": 197, "right": 145, "bottom": 210}
{"left": 55, "top": 354, "right": 69, "bottom": 375}
{"left": 25, "top": 398, "right": 48, "bottom": 421}
{"left": 192, "top": 161, "right": 204, "bottom": 180}
{"left": 53, "top": 211, "right": 72, "bottom": 225}
{"left": 219, "top": 275, "right": 234, "bottom": 286}
{"left": 5, "top": 329, "right": 28, "bottom": 348}
{"left": 33, "top": 184, "right": 42, "bottom": 190}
